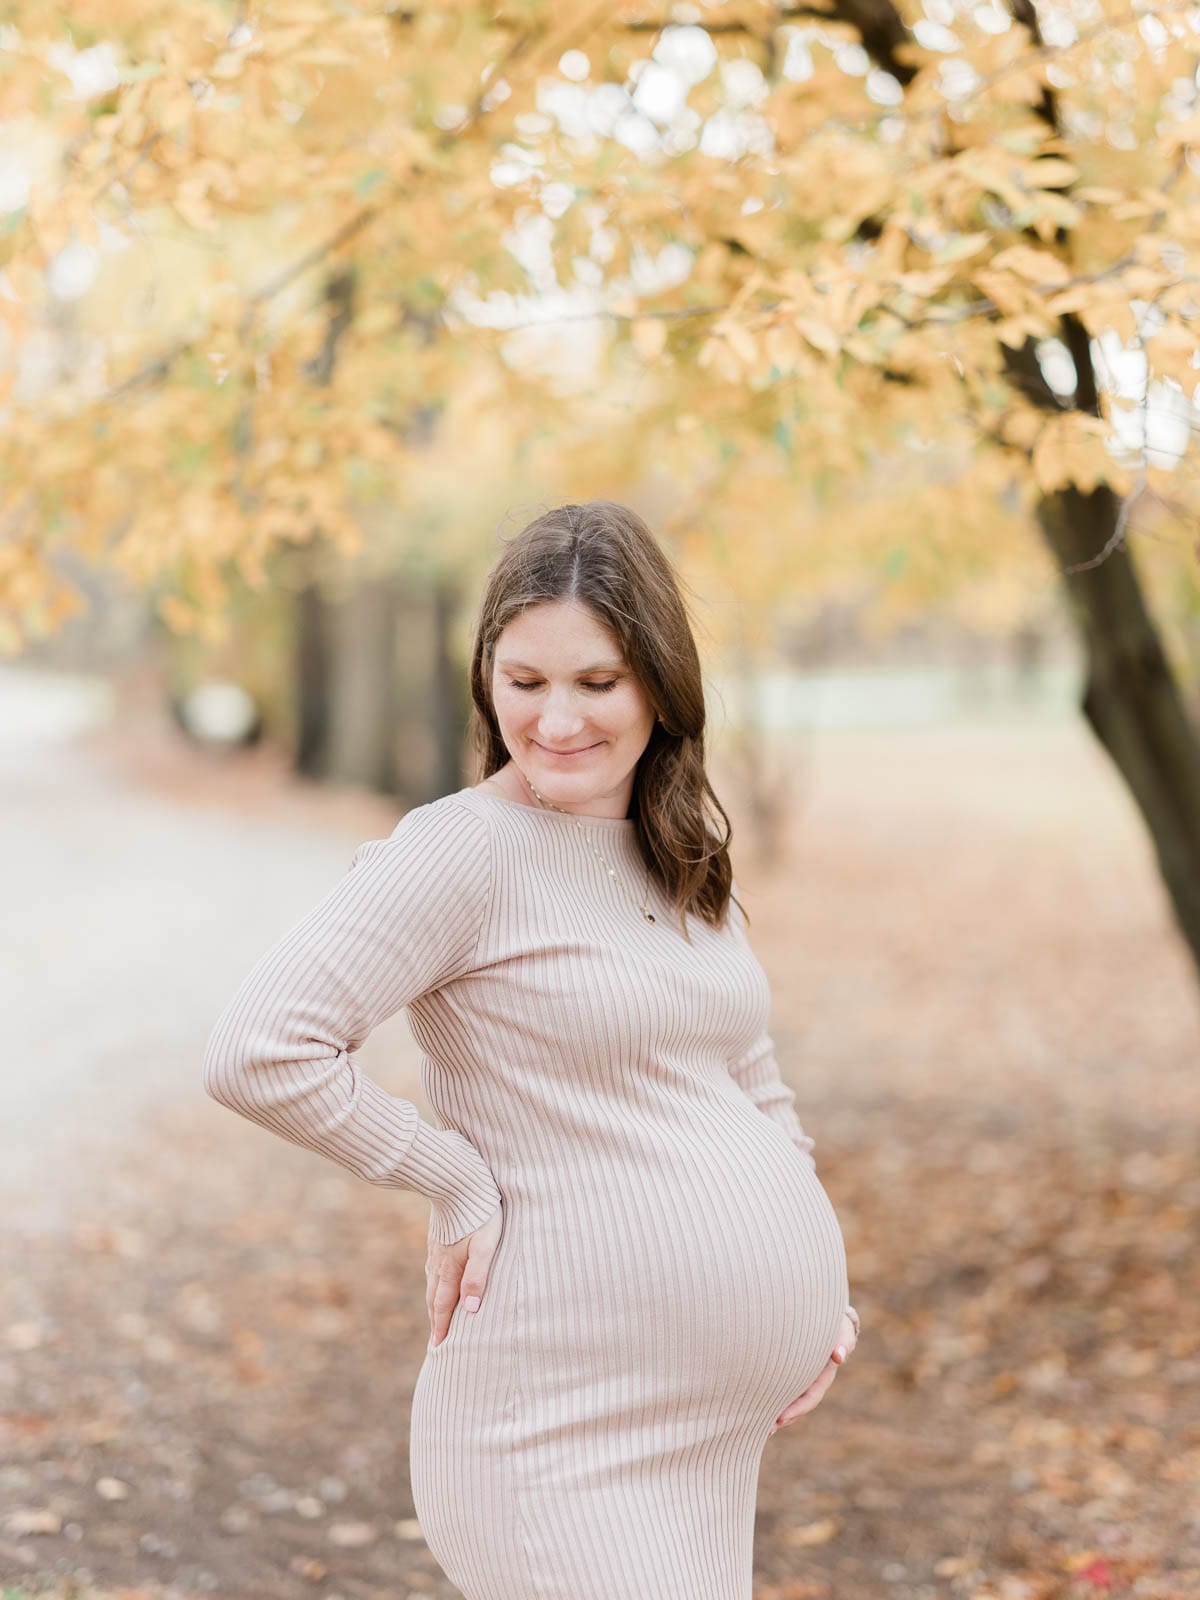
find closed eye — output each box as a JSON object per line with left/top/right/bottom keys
{"left": 507, "top": 679, "right": 618, "bottom": 693}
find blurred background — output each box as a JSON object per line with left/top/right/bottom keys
{"left": 2, "top": 4, "right": 1200, "bottom": 1600}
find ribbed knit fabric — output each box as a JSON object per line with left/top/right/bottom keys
{"left": 203, "top": 784, "right": 850, "bottom": 1600}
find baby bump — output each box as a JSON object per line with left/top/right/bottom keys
{"left": 669, "top": 1138, "right": 848, "bottom": 1412}
{"left": 503, "top": 1122, "right": 849, "bottom": 1426}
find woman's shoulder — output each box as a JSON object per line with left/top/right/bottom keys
{"left": 352, "top": 786, "right": 493, "bottom": 874}
{"left": 339, "top": 789, "right": 495, "bottom": 942}
{"left": 387, "top": 780, "right": 496, "bottom": 844}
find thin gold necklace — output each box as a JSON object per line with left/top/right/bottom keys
{"left": 511, "top": 769, "right": 658, "bottom": 925}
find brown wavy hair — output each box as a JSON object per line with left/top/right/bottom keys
{"left": 467, "top": 500, "right": 743, "bottom": 937}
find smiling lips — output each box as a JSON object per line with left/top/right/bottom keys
{"left": 537, "top": 742, "right": 601, "bottom": 757}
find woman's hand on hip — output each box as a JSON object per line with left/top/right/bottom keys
{"left": 425, "top": 1202, "right": 503, "bottom": 1347}
{"left": 769, "top": 1306, "right": 859, "bottom": 1434}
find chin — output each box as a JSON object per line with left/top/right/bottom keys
{"left": 531, "top": 769, "right": 600, "bottom": 793}
{"left": 528, "top": 748, "right": 612, "bottom": 788}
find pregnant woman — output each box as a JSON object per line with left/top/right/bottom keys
{"left": 203, "top": 499, "right": 859, "bottom": 1600}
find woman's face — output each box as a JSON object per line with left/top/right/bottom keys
{"left": 490, "top": 599, "right": 657, "bottom": 815}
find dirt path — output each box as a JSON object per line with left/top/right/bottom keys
{"left": 0, "top": 720, "right": 401, "bottom": 1232}
{"left": 3, "top": 708, "right": 1198, "bottom": 1600}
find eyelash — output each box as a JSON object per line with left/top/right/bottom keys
{"left": 507, "top": 679, "right": 619, "bottom": 694}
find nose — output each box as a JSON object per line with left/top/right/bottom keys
{"left": 536, "top": 690, "right": 586, "bottom": 742}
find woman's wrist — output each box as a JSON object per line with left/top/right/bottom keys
{"left": 403, "top": 1121, "right": 502, "bottom": 1244}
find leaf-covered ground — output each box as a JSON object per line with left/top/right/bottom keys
{"left": 3, "top": 716, "right": 1199, "bottom": 1600}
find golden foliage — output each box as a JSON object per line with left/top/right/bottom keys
{"left": 0, "top": 0, "right": 1197, "bottom": 647}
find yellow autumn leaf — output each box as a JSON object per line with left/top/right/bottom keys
{"left": 4, "top": 253, "right": 44, "bottom": 304}
{"left": 783, "top": 1517, "right": 840, "bottom": 1548}
{"left": 1146, "top": 324, "right": 1200, "bottom": 391}
{"left": 841, "top": 333, "right": 884, "bottom": 364}
{"left": 1108, "top": 199, "right": 1159, "bottom": 221}
{"left": 932, "top": 233, "right": 991, "bottom": 264}
{"left": 697, "top": 336, "right": 744, "bottom": 384}
{"left": 721, "top": 320, "right": 760, "bottom": 369}
{"left": 323, "top": 510, "right": 365, "bottom": 556}
{"left": 174, "top": 191, "right": 217, "bottom": 231}
{"left": 997, "top": 313, "right": 1055, "bottom": 348}
{"left": 764, "top": 323, "right": 804, "bottom": 373}
{"left": 210, "top": 52, "right": 249, "bottom": 80}
{"left": 1120, "top": 267, "right": 1173, "bottom": 297}
{"left": 1032, "top": 414, "right": 1114, "bottom": 495}
{"left": 157, "top": 593, "right": 202, "bottom": 635}
{"left": 895, "top": 268, "right": 955, "bottom": 296}
{"left": 631, "top": 317, "right": 668, "bottom": 362}
{"left": 1024, "top": 158, "right": 1079, "bottom": 188}
{"left": 971, "top": 269, "right": 1035, "bottom": 317}
{"left": 1043, "top": 285, "right": 1091, "bottom": 316}
{"left": 989, "top": 246, "right": 1071, "bottom": 286}
{"left": 1159, "top": 107, "right": 1200, "bottom": 157}
{"left": 986, "top": 69, "right": 1046, "bottom": 106}
{"left": 796, "top": 317, "right": 840, "bottom": 355}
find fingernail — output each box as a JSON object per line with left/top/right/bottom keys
{"left": 464, "top": 1295, "right": 481, "bottom": 1313}
{"left": 835, "top": 1345, "right": 846, "bottom": 1361}
{"left": 768, "top": 1424, "right": 778, "bottom": 1436}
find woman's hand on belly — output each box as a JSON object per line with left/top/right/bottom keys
{"left": 425, "top": 1201, "right": 503, "bottom": 1347}
{"left": 768, "top": 1308, "right": 859, "bottom": 1434}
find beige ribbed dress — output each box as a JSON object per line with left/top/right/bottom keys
{"left": 203, "top": 784, "right": 850, "bottom": 1600}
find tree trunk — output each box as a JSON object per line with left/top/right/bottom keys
{"left": 294, "top": 577, "right": 331, "bottom": 779}
{"left": 324, "top": 574, "right": 404, "bottom": 795}
{"left": 294, "top": 568, "right": 465, "bottom": 804}
{"left": 430, "top": 573, "right": 470, "bottom": 796}
{"left": 1037, "top": 485, "right": 1200, "bottom": 972}
{"left": 291, "top": 276, "right": 465, "bottom": 802}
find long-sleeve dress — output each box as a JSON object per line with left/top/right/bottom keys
{"left": 203, "top": 783, "right": 850, "bottom": 1600}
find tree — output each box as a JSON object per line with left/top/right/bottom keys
{"left": 2, "top": 0, "right": 1199, "bottom": 970}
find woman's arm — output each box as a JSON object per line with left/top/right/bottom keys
{"left": 725, "top": 876, "right": 819, "bottom": 1174}
{"left": 202, "top": 798, "right": 501, "bottom": 1244}
{"left": 726, "top": 1028, "right": 818, "bottom": 1174}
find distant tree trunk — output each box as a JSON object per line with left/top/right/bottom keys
{"left": 430, "top": 573, "right": 470, "bottom": 796}
{"left": 726, "top": 634, "right": 792, "bottom": 867}
{"left": 382, "top": 571, "right": 471, "bottom": 805}
{"left": 293, "top": 567, "right": 465, "bottom": 803}
{"left": 291, "top": 278, "right": 464, "bottom": 802}
{"left": 294, "top": 578, "right": 331, "bottom": 778}
{"left": 294, "top": 266, "right": 361, "bottom": 788}
{"left": 1010, "top": 618, "right": 1046, "bottom": 684}
{"left": 323, "top": 574, "right": 405, "bottom": 795}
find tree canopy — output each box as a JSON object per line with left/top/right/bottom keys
{"left": 1, "top": 0, "right": 1197, "bottom": 653}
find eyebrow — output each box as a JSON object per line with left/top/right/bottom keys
{"left": 496, "top": 659, "right": 625, "bottom": 673}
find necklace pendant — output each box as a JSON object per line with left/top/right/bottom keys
{"left": 520, "top": 767, "right": 658, "bottom": 926}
